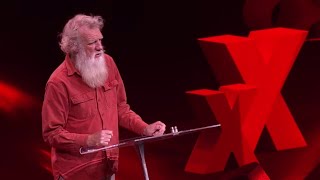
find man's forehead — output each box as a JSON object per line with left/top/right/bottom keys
{"left": 79, "top": 27, "right": 103, "bottom": 41}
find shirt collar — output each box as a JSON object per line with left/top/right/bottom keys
{"left": 65, "top": 54, "right": 81, "bottom": 76}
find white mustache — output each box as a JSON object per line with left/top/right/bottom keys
{"left": 95, "top": 50, "right": 105, "bottom": 55}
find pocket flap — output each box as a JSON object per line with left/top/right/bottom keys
{"left": 71, "top": 92, "right": 95, "bottom": 104}
{"left": 103, "top": 80, "right": 119, "bottom": 91}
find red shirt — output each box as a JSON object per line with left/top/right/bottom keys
{"left": 42, "top": 54, "right": 148, "bottom": 179}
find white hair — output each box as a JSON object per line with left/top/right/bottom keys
{"left": 59, "top": 14, "right": 104, "bottom": 55}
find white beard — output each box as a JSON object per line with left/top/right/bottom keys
{"left": 74, "top": 50, "right": 108, "bottom": 88}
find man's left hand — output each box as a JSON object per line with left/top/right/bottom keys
{"left": 143, "top": 121, "right": 166, "bottom": 136}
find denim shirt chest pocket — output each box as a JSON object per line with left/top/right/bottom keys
{"left": 103, "top": 80, "right": 119, "bottom": 108}
{"left": 69, "top": 91, "right": 96, "bottom": 120}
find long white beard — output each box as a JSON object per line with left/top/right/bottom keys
{"left": 75, "top": 51, "right": 108, "bottom": 88}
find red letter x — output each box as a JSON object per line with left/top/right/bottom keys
{"left": 185, "top": 28, "right": 307, "bottom": 174}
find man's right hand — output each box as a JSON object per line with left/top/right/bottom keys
{"left": 86, "top": 130, "right": 113, "bottom": 147}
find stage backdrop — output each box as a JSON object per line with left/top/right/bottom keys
{"left": 1, "top": 0, "right": 320, "bottom": 179}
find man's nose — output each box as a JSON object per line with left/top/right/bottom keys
{"left": 95, "top": 40, "right": 103, "bottom": 51}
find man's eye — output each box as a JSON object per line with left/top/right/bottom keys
{"left": 88, "top": 41, "right": 96, "bottom": 45}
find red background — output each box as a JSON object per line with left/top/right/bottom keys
{"left": 1, "top": 0, "right": 320, "bottom": 179}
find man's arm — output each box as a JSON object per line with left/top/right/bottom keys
{"left": 42, "top": 82, "right": 88, "bottom": 152}
{"left": 109, "top": 57, "right": 165, "bottom": 136}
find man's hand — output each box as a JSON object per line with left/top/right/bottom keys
{"left": 87, "top": 130, "right": 113, "bottom": 147}
{"left": 143, "top": 121, "right": 166, "bottom": 136}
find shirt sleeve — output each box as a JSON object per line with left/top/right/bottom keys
{"left": 42, "top": 81, "right": 88, "bottom": 153}
{"left": 109, "top": 57, "right": 148, "bottom": 135}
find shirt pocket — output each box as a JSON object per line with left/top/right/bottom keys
{"left": 70, "top": 91, "right": 96, "bottom": 120}
{"left": 104, "top": 80, "right": 119, "bottom": 108}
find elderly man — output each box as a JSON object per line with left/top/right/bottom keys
{"left": 42, "top": 14, "right": 166, "bottom": 180}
